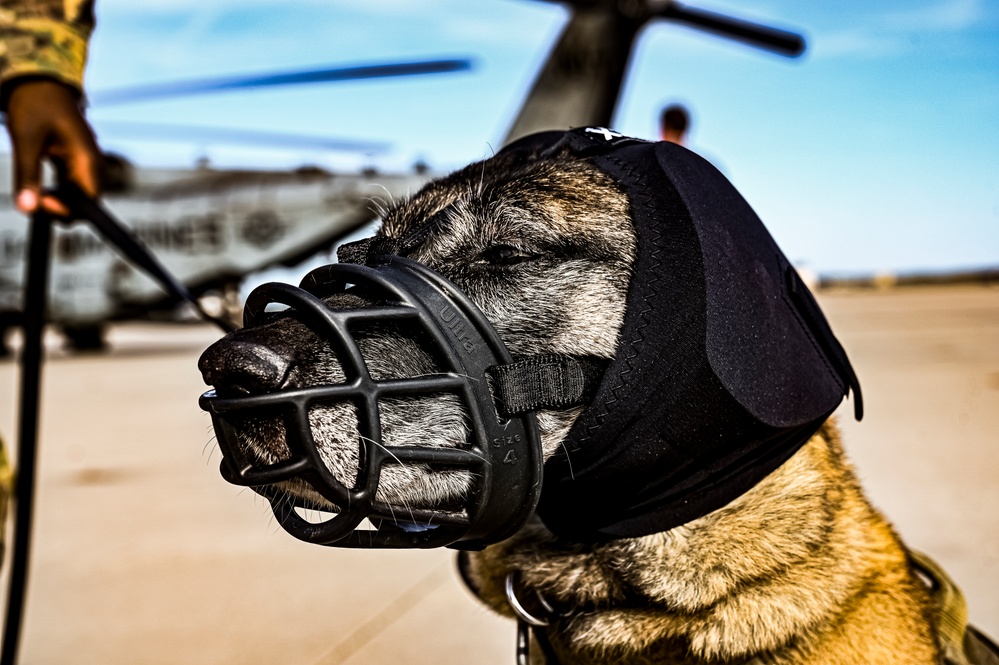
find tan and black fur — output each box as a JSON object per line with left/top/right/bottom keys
{"left": 200, "top": 145, "right": 958, "bottom": 664}
{"left": 462, "top": 422, "right": 939, "bottom": 664}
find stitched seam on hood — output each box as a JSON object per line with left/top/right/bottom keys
{"left": 578, "top": 152, "right": 665, "bottom": 445}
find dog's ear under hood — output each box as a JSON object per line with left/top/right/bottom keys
{"left": 502, "top": 128, "right": 863, "bottom": 541}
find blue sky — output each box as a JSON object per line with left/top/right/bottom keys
{"left": 37, "top": 0, "right": 999, "bottom": 275}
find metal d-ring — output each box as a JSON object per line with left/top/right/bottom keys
{"left": 505, "top": 572, "right": 550, "bottom": 627}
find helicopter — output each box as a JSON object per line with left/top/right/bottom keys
{"left": 0, "top": 152, "right": 431, "bottom": 351}
{"left": 0, "top": 59, "right": 470, "bottom": 352}
{"left": 0, "top": 0, "right": 803, "bottom": 352}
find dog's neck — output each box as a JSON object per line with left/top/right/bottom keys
{"left": 464, "top": 421, "right": 939, "bottom": 664}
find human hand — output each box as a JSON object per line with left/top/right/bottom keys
{"left": 5, "top": 78, "right": 101, "bottom": 216}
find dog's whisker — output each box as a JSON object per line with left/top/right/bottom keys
{"left": 399, "top": 494, "right": 417, "bottom": 525}
{"left": 366, "top": 199, "right": 387, "bottom": 220}
{"left": 363, "top": 436, "right": 403, "bottom": 467}
{"left": 477, "top": 159, "right": 487, "bottom": 197}
{"left": 202, "top": 434, "right": 219, "bottom": 460}
{"left": 385, "top": 500, "right": 398, "bottom": 524}
{"left": 369, "top": 183, "right": 395, "bottom": 208}
{"left": 559, "top": 440, "right": 576, "bottom": 480}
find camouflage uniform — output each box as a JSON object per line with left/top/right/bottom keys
{"left": 0, "top": 0, "right": 95, "bottom": 109}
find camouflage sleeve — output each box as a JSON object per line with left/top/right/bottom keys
{"left": 0, "top": 0, "right": 96, "bottom": 109}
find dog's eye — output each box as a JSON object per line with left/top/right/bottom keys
{"left": 480, "top": 244, "right": 534, "bottom": 266}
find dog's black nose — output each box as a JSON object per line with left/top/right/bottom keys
{"left": 199, "top": 338, "right": 292, "bottom": 395}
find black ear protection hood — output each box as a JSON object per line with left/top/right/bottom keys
{"left": 502, "top": 127, "right": 862, "bottom": 541}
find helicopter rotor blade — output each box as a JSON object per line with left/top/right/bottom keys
{"left": 91, "top": 58, "right": 474, "bottom": 106}
{"left": 655, "top": 2, "right": 805, "bottom": 57}
{"left": 93, "top": 120, "right": 391, "bottom": 154}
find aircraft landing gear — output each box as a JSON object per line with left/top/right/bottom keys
{"left": 61, "top": 324, "right": 107, "bottom": 352}
{"left": 0, "top": 326, "right": 11, "bottom": 359}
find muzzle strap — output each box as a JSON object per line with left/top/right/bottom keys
{"left": 488, "top": 355, "right": 608, "bottom": 418}
{"left": 338, "top": 233, "right": 608, "bottom": 420}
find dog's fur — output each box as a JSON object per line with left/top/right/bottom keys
{"left": 200, "top": 146, "right": 942, "bottom": 664}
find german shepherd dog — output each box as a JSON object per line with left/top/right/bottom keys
{"left": 199, "top": 137, "right": 990, "bottom": 665}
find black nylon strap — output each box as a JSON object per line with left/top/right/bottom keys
{"left": 488, "top": 355, "right": 608, "bottom": 418}
{"left": 336, "top": 235, "right": 401, "bottom": 264}
{"left": 56, "top": 182, "right": 236, "bottom": 333}
{"left": 966, "top": 626, "right": 999, "bottom": 665}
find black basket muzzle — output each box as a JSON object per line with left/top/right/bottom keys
{"left": 199, "top": 255, "right": 543, "bottom": 549}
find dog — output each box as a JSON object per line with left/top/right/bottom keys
{"left": 199, "top": 131, "right": 995, "bottom": 664}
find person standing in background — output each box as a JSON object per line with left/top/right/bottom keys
{"left": 659, "top": 102, "right": 690, "bottom": 146}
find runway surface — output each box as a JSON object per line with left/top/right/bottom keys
{"left": 0, "top": 283, "right": 996, "bottom": 664}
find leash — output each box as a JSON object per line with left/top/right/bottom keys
{"left": 0, "top": 190, "right": 234, "bottom": 665}
{"left": 0, "top": 207, "right": 54, "bottom": 665}
{"left": 55, "top": 183, "right": 237, "bottom": 333}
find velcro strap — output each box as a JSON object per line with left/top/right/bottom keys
{"left": 488, "top": 355, "right": 607, "bottom": 418}
{"left": 337, "top": 236, "right": 402, "bottom": 264}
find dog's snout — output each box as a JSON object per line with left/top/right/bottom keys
{"left": 199, "top": 338, "right": 292, "bottom": 395}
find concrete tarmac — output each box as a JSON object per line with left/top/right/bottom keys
{"left": 0, "top": 284, "right": 996, "bottom": 664}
